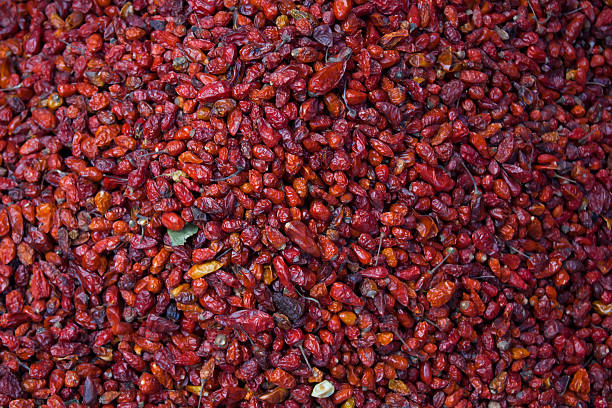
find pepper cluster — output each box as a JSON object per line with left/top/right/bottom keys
{"left": 0, "top": 0, "right": 611, "bottom": 407}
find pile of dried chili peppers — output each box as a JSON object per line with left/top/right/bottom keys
{"left": 0, "top": 0, "right": 611, "bottom": 407}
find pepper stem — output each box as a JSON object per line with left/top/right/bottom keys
{"left": 0, "top": 84, "right": 23, "bottom": 92}
{"left": 460, "top": 159, "right": 480, "bottom": 196}
{"left": 297, "top": 343, "right": 313, "bottom": 373}
{"left": 553, "top": 173, "right": 576, "bottom": 184}
{"left": 210, "top": 167, "right": 244, "bottom": 182}
{"left": 428, "top": 251, "right": 452, "bottom": 275}
{"left": 58, "top": 39, "right": 86, "bottom": 54}
{"left": 506, "top": 244, "right": 532, "bottom": 260}
{"left": 374, "top": 231, "right": 385, "bottom": 266}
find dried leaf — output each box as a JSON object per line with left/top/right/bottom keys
{"left": 289, "top": 9, "right": 314, "bottom": 22}
{"left": 168, "top": 222, "right": 198, "bottom": 246}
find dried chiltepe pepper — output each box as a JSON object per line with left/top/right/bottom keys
{"left": 197, "top": 357, "right": 215, "bottom": 408}
{"left": 308, "top": 48, "right": 352, "bottom": 95}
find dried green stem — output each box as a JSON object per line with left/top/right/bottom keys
{"left": 374, "top": 232, "right": 385, "bottom": 266}
{"left": 554, "top": 173, "right": 576, "bottom": 184}
{"left": 0, "top": 84, "right": 23, "bottom": 92}
{"left": 210, "top": 167, "right": 244, "bottom": 182}
{"left": 460, "top": 160, "right": 481, "bottom": 195}
{"left": 507, "top": 244, "right": 532, "bottom": 260}
{"left": 297, "top": 343, "right": 313, "bottom": 373}
{"left": 428, "top": 251, "right": 452, "bottom": 275}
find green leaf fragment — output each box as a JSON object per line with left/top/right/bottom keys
{"left": 168, "top": 223, "right": 198, "bottom": 246}
{"left": 289, "top": 9, "right": 314, "bottom": 21}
